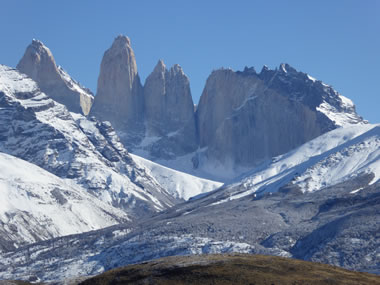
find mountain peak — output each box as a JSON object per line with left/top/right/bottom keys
{"left": 170, "top": 63, "right": 184, "bottom": 75}
{"left": 17, "top": 40, "right": 93, "bottom": 115}
{"left": 31, "top": 38, "right": 45, "bottom": 48}
{"left": 112, "top": 35, "right": 132, "bottom": 49}
{"left": 17, "top": 39, "right": 57, "bottom": 77}
{"left": 153, "top": 59, "right": 166, "bottom": 73}
{"left": 90, "top": 34, "right": 143, "bottom": 130}
{"left": 279, "top": 63, "right": 287, "bottom": 72}
{"left": 279, "top": 63, "right": 297, "bottom": 74}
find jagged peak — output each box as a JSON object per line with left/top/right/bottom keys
{"left": 236, "top": 66, "right": 257, "bottom": 76}
{"left": 153, "top": 59, "right": 166, "bottom": 73}
{"left": 262, "top": 65, "right": 269, "bottom": 72}
{"left": 28, "top": 39, "right": 51, "bottom": 55}
{"left": 18, "top": 39, "right": 56, "bottom": 70}
{"left": 279, "top": 63, "right": 288, "bottom": 73}
{"left": 31, "top": 38, "right": 45, "bottom": 47}
{"left": 211, "top": 67, "right": 234, "bottom": 74}
{"left": 170, "top": 64, "right": 184, "bottom": 75}
{"left": 278, "top": 63, "right": 297, "bottom": 74}
{"left": 111, "top": 35, "right": 132, "bottom": 49}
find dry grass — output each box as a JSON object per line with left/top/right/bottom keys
{"left": 80, "top": 254, "right": 380, "bottom": 285}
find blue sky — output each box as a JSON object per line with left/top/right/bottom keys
{"left": 1, "top": 0, "right": 379, "bottom": 122}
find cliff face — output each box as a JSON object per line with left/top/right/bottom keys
{"left": 17, "top": 39, "right": 93, "bottom": 115}
{"left": 143, "top": 60, "right": 197, "bottom": 158}
{"left": 34, "top": 34, "right": 361, "bottom": 172}
{"left": 196, "top": 65, "right": 363, "bottom": 167}
{"left": 90, "top": 35, "right": 144, "bottom": 145}
{"left": 89, "top": 37, "right": 197, "bottom": 157}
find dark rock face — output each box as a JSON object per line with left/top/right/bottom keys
{"left": 17, "top": 40, "right": 93, "bottom": 115}
{"left": 196, "top": 65, "right": 363, "bottom": 168}
{"left": 90, "top": 35, "right": 144, "bottom": 146}
{"left": 143, "top": 60, "right": 198, "bottom": 158}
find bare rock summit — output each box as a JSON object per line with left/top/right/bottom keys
{"left": 143, "top": 60, "right": 198, "bottom": 158}
{"left": 17, "top": 39, "right": 94, "bottom": 115}
{"left": 90, "top": 35, "right": 144, "bottom": 145}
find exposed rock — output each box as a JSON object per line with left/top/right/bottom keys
{"left": 143, "top": 60, "right": 198, "bottom": 158}
{"left": 257, "top": 63, "right": 362, "bottom": 125}
{"left": 17, "top": 39, "right": 93, "bottom": 115}
{"left": 196, "top": 65, "right": 364, "bottom": 168}
{"left": 90, "top": 35, "right": 144, "bottom": 146}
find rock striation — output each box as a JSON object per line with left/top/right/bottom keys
{"left": 17, "top": 39, "right": 93, "bottom": 115}
{"left": 143, "top": 60, "right": 198, "bottom": 158}
{"left": 90, "top": 35, "right": 144, "bottom": 145}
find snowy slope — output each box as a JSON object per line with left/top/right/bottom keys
{"left": 1, "top": 173, "right": 378, "bottom": 282}
{"left": 0, "top": 152, "right": 128, "bottom": 252}
{"left": 203, "top": 124, "right": 380, "bottom": 204}
{"left": 0, "top": 64, "right": 178, "bottom": 219}
{"left": 131, "top": 154, "right": 222, "bottom": 200}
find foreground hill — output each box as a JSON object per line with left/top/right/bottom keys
{"left": 81, "top": 254, "right": 380, "bottom": 285}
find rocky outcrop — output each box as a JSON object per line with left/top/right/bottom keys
{"left": 196, "top": 65, "right": 363, "bottom": 168}
{"left": 17, "top": 39, "right": 93, "bottom": 115}
{"left": 90, "top": 35, "right": 144, "bottom": 145}
{"left": 143, "top": 60, "right": 198, "bottom": 158}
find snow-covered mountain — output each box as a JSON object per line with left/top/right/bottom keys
{"left": 0, "top": 64, "right": 179, "bottom": 220}
{"left": 1, "top": 124, "right": 378, "bottom": 282}
{"left": 0, "top": 152, "right": 129, "bottom": 252}
{"left": 0, "top": 36, "right": 376, "bottom": 282}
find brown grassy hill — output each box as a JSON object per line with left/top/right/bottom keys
{"left": 80, "top": 254, "right": 380, "bottom": 285}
